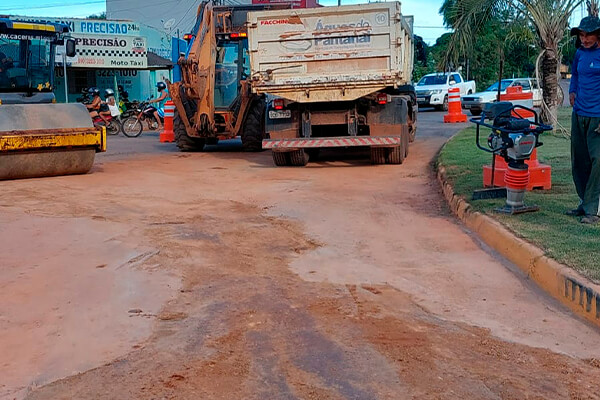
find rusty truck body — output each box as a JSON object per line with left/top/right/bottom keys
{"left": 247, "top": 2, "right": 416, "bottom": 166}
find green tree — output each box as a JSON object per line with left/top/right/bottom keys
{"left": 440, "top": 0, "right": 584, "bottom": 124}
{"left": 418, "top": 24, "right": 537, "bottom": 91}
{"left": 87, "top": 12, "right": 107, "bottom": 20}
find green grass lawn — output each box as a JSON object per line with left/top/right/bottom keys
{"left": 438, "top": 107, "right": 600, "bottom": 281}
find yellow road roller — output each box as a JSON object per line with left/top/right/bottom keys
{"left": 0, "top": 18, "right": 105, "bottom": 180}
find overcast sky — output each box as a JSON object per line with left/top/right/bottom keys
{"left": 1, "top": 0, "right": 590, "bottom": 45}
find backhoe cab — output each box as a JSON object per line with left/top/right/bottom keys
{"left": 169, "top": 1, "right": 283, "bottom": 151}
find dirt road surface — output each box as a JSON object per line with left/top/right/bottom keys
{"left": 2, "top": 111, "right": 600, "bottom": 399}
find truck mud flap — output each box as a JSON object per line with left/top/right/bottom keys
{"left": 262, "top": 136, "right": 401, "bottom": 149}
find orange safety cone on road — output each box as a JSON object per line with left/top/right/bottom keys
{"left": 160, "top": 101, "right": 175, "bottom": 143}
{"left": 443, "top": 87, "right": 467, "bottom": 123}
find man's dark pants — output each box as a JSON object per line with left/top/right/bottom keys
{"left": 571, "top": 112, "right": 600, "bottom": 216}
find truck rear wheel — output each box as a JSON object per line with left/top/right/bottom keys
{"left": 387, "top": 145, "right": 405, "bottom": 164}
{"left": 174, "top": 109, "right": 205, "bottom": 152}
{"left": 241, "top": 99, "right": 265, "bottom": 152}
{"left": 371, "top": 147, "right": 386, "bottom": 164}
{"left": 289, "top": 150, "right": 308, "bottom": 166}
{"left": 272, "top": 151, "right": 288, "bottom": 166}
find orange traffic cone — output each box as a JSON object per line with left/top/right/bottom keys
{"left": 443, "top": 87, "right": 468, "bottom": 123}
{"left": 160, "top": 101, "right": 175, "bottom": 143}
{"left": 500, "top": 86, "right": 535, "bottom": 120}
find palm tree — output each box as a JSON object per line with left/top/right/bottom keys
{"left": 441, "top": 0, "right": 584, "bottom": 124}
{"left": 588, "top": 0, "right": 599, "bottom": 17}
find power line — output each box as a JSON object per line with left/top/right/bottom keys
{"left": 170, "top": 1, "right": 200, "bottom": 32}
{"left": 0, "top": 0, "right": 105, "bottom": 11}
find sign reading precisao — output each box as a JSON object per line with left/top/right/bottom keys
{"left": 77, "top": 21, "right": 140, "bottom": 35}
{"left": 70, "top": 34, "right": 147, "bottom": 69}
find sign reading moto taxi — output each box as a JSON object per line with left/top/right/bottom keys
{"left": 71, "top": 34, "right": 147, "bottom": 68}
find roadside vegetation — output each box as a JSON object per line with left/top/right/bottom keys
{"left": 438, "top": 107, "right": 600, "bottom": 281}
{"left": 414, "top": 1, "right": 600, "bottom": 125}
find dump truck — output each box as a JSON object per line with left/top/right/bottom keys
{"left": 248, "top": 2, "right": 417, "bottom": 165}
{"left": 0, "top": 18, "right": 105, "bottom": 180}
{"left": 169, "top": 1, "right": 290, "bottom": 152}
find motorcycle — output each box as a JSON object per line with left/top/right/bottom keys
{"left": 121, "top": 101, "right": 163, "bottom": 138}
{"left": 79, "top": 91, "right": 122, "bottom": 136}
{"left": 119, "top": 99, "right": 140, "bottom": 119}
{"left": 117, "top": 88, "right": 139, "bottom": 119}
{"left": 91, "top": 111, "right": 122, "bottom": 136}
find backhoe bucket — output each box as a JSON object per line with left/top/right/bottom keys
{"left": 0, "top": 103, "right": 106, "bottom": 180}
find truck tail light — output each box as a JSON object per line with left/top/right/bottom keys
{"left": 273, "top": 99, "right": 284, "bottom": 110}
{"left": 376, "top": 93, "right": 388, "bottom": 105}
{"left": 183, "top": 33, "right": 193, "bottom": 41}
{"left": 230, "top": 32, "right": 247, "bottom": 39}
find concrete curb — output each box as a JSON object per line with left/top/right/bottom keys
{"left": 436, "top": 164, "right": 600, "bottom": 328}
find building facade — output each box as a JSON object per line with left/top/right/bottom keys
{"left": 107, "top": 0, "right": 319, "bottom": 35}
{"left": 10, "top": 15, "right": 176, "bottom": 103}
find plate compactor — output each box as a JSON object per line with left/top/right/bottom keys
{"left": 0, "top": 18, "right": 105, "bottom": 180}
{"left": 472, "top": 102, "right": 553, "bottom": 214}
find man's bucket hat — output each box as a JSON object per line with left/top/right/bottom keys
{"left": 571, "top": 16, "right": 600, "bottom": 36}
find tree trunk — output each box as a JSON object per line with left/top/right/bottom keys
{"left": 540, "top": 45, "right": 559, "bottom": 125}
{"left": 587, "top": 0, "right": 599, "bottom": 17}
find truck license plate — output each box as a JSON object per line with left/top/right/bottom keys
{"left": 269, "top": 110, "right": 291, "bottom": 119}
{"left": 464, "top": 104, "right": 471, "bottom": 109}
{"left": 417, "top": 97, "right": 425, "bottom": 102}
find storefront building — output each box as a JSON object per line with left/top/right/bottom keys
{"left": 9, "top": 16, "right": 175, "bottom": 103}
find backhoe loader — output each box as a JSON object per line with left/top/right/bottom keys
{"left": 168, "top": 1, "right": 287, "bottom": 152}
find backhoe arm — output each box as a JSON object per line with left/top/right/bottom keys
{"left": 168, "top": 1, "right": 216, "bottom": 137}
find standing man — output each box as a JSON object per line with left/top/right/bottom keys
{"left": 568, "top": 16, "right": 600, "bottom": 224}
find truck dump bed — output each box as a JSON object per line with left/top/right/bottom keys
{"left": 247, "top": 2, "right": 413, "bottom": 103}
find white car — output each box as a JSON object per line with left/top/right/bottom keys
{"left": 461, "top": 78, "right": 543, "bottom": 116}
{"left": 415, "top": 72, "right": 476, "bottom": 111}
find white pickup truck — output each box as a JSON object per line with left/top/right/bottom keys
{"left": 415, "top": 72, "right": 476, "bottom": 111}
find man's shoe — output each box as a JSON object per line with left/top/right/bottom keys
{"left": 581, "top": 215, "right": 600, "bottom": 224}
{"left": 566, "top": 208, "right": 585, "bottom": 216}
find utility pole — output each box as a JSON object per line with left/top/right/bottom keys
{"left": 62, "top": 50, "right": 68, "bottom": 103}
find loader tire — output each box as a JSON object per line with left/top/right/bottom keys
{"left": 408, "top": 109, "right": 417, "bottom": 143}
{"left": 241, "top": 99, "right": 266, "bottom": 152}
{"left": 174, "top": 108, "right": 205, "bottom": 152}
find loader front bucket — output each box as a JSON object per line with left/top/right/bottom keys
{"left": 0, "top": 103, "right": 106, "bottom": 180}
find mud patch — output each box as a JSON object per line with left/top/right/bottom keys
{"left": 0, "top": 213, "right": 178, "bottom": 400}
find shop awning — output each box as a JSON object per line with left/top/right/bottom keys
{"left": 147, "top": 52, "right": 174, "bottom": 70}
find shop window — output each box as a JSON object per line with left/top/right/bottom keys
{"left": 68, "top": 70, "right": 96, "bottom": 94}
